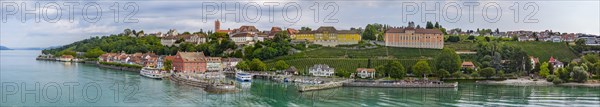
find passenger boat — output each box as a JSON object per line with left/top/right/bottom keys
{"left": 235, "top": 72, "right": 252, "bottom": 82}
{"left": 140, "top": 67, "right": 166, "bottom": 79}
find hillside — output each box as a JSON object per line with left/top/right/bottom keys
{"left": 506, "top": 42, "right": 578, "bottom": 62}
{"left": 268, "top": 41, "right": 579, "bottom": 74}
{"left": 266, "top": 47, "right": 441, "bottom": 74}
{"left": 0, "top": 45, "right": 10, "bottom": 50}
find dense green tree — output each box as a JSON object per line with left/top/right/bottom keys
{"left": 335, "top": 70, "right": 351, "bottom": 78}
{"left": 250, "top": 59, "right": 267, "bottom": 71}
{"left": 426, "top": 21, "right": 434, "bottom": 29}
{"left": 446, "top": 36, "right": 460, "bottom": 42}
{"left": 540, "top": 62, "right": 551, "bottom": 78}
{"left": 388, "top": 61, "right": 407, "bottom": 79}
{"left": 236, "top": 60, "right": 250, "bottom": 71}
{"left": 163, "top": 60, "right": 173, "bottom": 71}
{"left": 84, "top": 48, "right": 105, "bottom": 58}
{"left": 436, "top": 69, "right": 450, "bottom": 79}
{"left": 572, "top": 66, "right": 589, "bottom": 83}
{"left": 59, "top": 50, "right": 77, "bottom": 57}
{"left": 435, "top": 48, "right": 462, "bottom": 73}
{"left": 274, "top": 60, "right": 290, "bottom": 70}
{"left": 479, "top": 67, "right": 496, "bottom": 79}
{"left": 412, "top": 60, "right": 432, "bottom": 78}
{"left": 300, "top": 27, "right": 312, "bottom": 31}
{"left": 361, "top": 24, "right": 378, "bottom": 40}
{"left": 376, "top": 61, "right": 406, "bottom": 79}
{"left": 554, "top": 68, "right": 570, "bottom": 81}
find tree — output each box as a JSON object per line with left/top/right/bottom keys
{"left": 164, "top": 59, "right": 173, "bottom": 71}
{"left": 250, "top": 58, "right": 267, "bottom": 71}
{"left": 479, "top": 67, "right": 496, "bottom": 79}
{"left": 300, "top": 27, "right": 312, "bottom": 31}
{"left": 554, "top": 68, "right": 570, "bottom": 81}
{"left": 361, "top": 24, "right": 378, "bottom": 40}
{"left": 376, "top": 61, "right": 406, "bottom": 79}
{"left": 434, "top": 22, "right": 440, "bottom": 28}
{"left": 274, "top": 60, "right": 290, "bottom": 70}
{"left": 572, "top": 66, "right": 589, "bottom": 83}
{"left": 388, "top": 61, "right": 407, "bottom": 79}
{"left": 412, "top": 60, "right": 432, "bottom": 78}
{"left": 539, "top": 62, "right": 551, "bottom": 78}
{"left": 335, "top": 70, "right": 351, "bottom": 78}
{"left": 582, "top": 54, "right": 599, "bottom": 64}
{"left": 426, "top": 21, "right": 434, "bottom": 29}
{"left": 84, "top": 48, "right": 106, "bottom": 58}
{"left": 436, "top": 69, "right": 450, "bottom": 79}
{"left": 446, "top": 36, "right": 460, "bottom": 42}
{"left": 236, "top": 60, "right": 250, "bottom": 71}
{"left": 435, "top": 48, "right": 462, "bottom": 73}
{"left": 59, "top": 50, "right": 77, "bottom": 57}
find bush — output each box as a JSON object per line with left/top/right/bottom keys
{"left": 546, "top": 75, "right": 557, "bottom": 82}
{"left": 498, "top": 70, "right": 505, "bottom": 78}
{"left": 447, "top": 36, "right": 460, "bottom": 42}
{"left": 479, "top": 67, "right": 495, "bottom": 79}
{"left": 552, "top": 78, "right": 564, "bottom": 85}
{"left": 573, "top": 67, "right": 589, "bottom": 83}
{"left": 452, "top": 71, "right": 464, "bottom": 79}
{"left": 470, "top": 71, "right": 479, "bottom": 78}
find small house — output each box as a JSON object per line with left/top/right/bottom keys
{"left": 461, "top": 61, "right": 476, "bottom": 70}
{"left": 309, "top": 64, "right": 334, "bottom": 77}
{"left": 355, "top": 68, "right": 376, "bottom": 78}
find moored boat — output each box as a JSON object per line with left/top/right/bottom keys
{"left": 140, "top": 67, "right": 166, "bottom": 79}
{"left": 235, "top": 72, "right": 252, "bottom": 82}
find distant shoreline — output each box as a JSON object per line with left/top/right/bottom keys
{"left": 477, "top": 79, "right": 600, "bottom": 87}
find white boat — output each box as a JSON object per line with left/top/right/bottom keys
{"left": 235, "top": 72, "right": 253, "bottom": 82}
{"left": 140, "top": 67, "right": 166, "bottom": 79}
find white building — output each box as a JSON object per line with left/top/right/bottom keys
{"left": 355, "top": 68, "right": 376, "bottom": 78}
{"left": 206, "top": 57, "right": 222, "bottom": 72}
{"left": 309, "top": 64, "right": 334, "bottom": 77}
{"left": 231, "top": 33, "right": 256, "bottom": 45}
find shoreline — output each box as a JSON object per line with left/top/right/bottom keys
{"left": 476, "top": 78, "right": 600, "bottom": 87}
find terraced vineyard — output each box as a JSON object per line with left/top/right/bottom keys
{"left": 505, "top": 42, "right": 578, "bottom": 62}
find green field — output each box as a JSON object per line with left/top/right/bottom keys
{"left": 505, "top": 42, "right": 578, "bottom": 62}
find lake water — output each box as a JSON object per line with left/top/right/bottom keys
{"left": 1, "top": 50, "right": 599, "bottom": 106}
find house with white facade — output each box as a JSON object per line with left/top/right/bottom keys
{"left": 309, "top": 64, "right": 334, "bottom": 77}
{"left": 355, "top": 68, "right": 376, "bottom": 78}
{"left": 206, "top": 57, "right": 222, "bottom": 72}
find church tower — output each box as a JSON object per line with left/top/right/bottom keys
{"left": 215, "top": 20, "right": 221, "bottom": 32}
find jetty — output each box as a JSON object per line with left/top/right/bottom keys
{"left": 170, "top": 74, "right": 238, "bottom": 92}
{"left": 298, "top": 80, "right": 458, "bottom": 92}
{"left": 343, "top": 80, "right": 458, "bottom": 88}
{"left": 298, "top": 79, "right": 353, "bottom": 92}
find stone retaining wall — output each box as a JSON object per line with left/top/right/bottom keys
{"left": 96, "top": 64, "right": 140, "bottom": 72}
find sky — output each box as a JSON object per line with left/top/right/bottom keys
{"left": 1, "top": 0, "right": 599, "bottom": 48}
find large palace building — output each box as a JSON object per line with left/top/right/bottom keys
{"left": 293, "top": 26, "right": 361, "bottom": 47}
{"left": 384, "top": 27, "right": 444, "bottom": 49}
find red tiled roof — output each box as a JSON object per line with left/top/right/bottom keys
{"left": 386, "top": 28, "right": 443, "bottom": 34}
{"left": 356, "top": 68, "right": 376, "bottom": 73}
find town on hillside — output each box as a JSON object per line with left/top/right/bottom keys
{"left": 37, "top": 20, "right": 600, "bottom": 92}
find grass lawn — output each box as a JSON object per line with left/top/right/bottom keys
{"left": 506, "top": 42, "right": 578, "bottom": 62}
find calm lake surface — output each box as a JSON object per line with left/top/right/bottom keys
{"left": 1, "top": 50, "right": 599, "bottom": 106}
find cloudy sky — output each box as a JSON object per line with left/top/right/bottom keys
{"left": 1, "top": 0, "right": 599, "bottom": 48}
